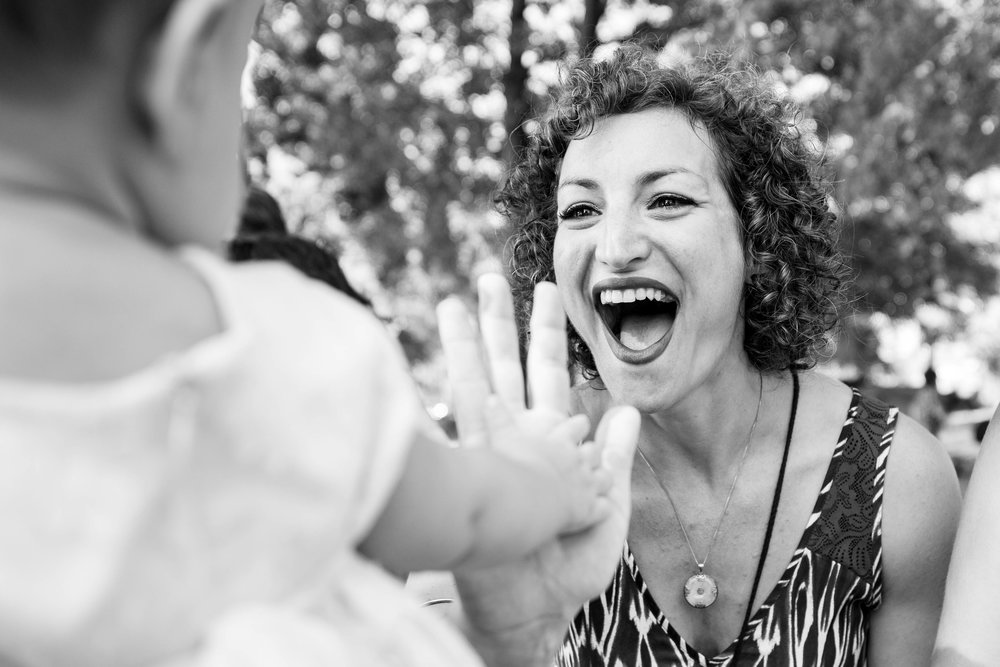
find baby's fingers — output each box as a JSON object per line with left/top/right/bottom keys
{"left": 562, "top": 492, "right": 612, "bottom": 535}
{"left": 560, "top": 445, "right": 614, "bottom": 534}
{"left": 478, "top": 273, "right": 525, "bottom": 413}
{"left": 438, "top": 297, "right": 491, "bottom": 448}
{"left": 579, "top": 442, "right": 613, "bottom": 494}
{"left": 546, "top": 413, "right": 591, "bottom": 446}
{"left": 595, "top": 406, "right": 640, "bottom": 486}
{"left": 526, "top": 282, "right": 571, "bottom": 415}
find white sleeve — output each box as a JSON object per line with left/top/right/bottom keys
{"left": 223, "top": 260, "right": 426, "bottom": 545}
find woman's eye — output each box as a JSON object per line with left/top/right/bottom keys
{"left": 649, "top": 194, "right": 695, "bottom": 210}
{"left": 557, "top": 203, "right": 598, "bottom": 220}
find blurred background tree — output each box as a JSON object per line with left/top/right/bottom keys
{"left": 244, "top": 0, "right": 1000, "bottom": 407}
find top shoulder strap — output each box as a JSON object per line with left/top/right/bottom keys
{"left": 803, "top": 388, "right": 897, "bottom": 586}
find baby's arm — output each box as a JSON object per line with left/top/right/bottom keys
{"left": 358, "top": 407, "right": 611, "bottom": 575}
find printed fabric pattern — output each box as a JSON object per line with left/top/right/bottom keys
{"left": 558, "top": 389, "right": 896, "bottom": 666}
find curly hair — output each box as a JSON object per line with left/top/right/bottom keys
{"left": 498, "top": 44, "right": 848, "bottom": 378}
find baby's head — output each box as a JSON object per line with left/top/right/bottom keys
{"left": 0, "top": 0, "right": 264, "bottom": 248}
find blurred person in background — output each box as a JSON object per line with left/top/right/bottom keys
{"left": 935, "top": 406, "right": 1000, "bottom": 666}
{"left": 229, "top": 186, "right": 372, "bottom": 308}
{"left": 908, "top": 366, "right": 947, "bottom": 437}
{"left": 236, "top": 185, "right": 288, "bottom": 235}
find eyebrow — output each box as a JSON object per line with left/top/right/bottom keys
{"left": 638, "top": 168, "right": 695, "bottom": 187}
{"left": 557, "top": 177, "right": 600, "bottom": 191}
{"left": 557, "top": 168, "right": 696, "bottom": 191}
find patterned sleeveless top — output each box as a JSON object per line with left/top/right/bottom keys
{"left": 559, "top": 389, "right": 896, "bottom": 666}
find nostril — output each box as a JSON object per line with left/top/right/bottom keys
{"left": 596, "top": 228, "right": 651, "bottom": 269}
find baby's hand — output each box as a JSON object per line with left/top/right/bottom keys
{"left": 486, "top": 400, "right": 614, "bottom": 535}
{"left": 438, "top": 274, "right": 624, "bottom": 539}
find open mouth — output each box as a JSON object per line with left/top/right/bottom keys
{"left": 594, "top": 285, "right": 678, "bottom": 352}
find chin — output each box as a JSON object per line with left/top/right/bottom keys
{"left": 596, "top": 363, "right": 677, "bottom": 414}
{"left": 621, "top": 394, "right": 669, "bottom": 415}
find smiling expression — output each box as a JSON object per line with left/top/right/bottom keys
{"left": 554, "top": 108, "right": 749, "bottom": 411}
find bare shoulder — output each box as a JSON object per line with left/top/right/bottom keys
{"left": 887, "top": 411, "right": 961, "bottom": 504}
{"left": 866, "top": 402, "right": 962, "bottom": 665}
{"left": 0, "top": 233, "right": 221, "bottom": 383}
{"left": 793, "top": 370, "right": 854, "bottom": 439}
{"left": 797, "top": 368, "right": 851, "bottom": 395}
{"left": 792, "top": 371, "right": 958, "bottom": 519}
{"left": 796, "top": 369, "right": 852, "bottom": 407}
{"left": 881, "top": 409, "right": 961, "bottom": 581}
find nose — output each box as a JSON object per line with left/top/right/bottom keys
{"left": 594, "top": 212, "right": 651, "bottom": 270}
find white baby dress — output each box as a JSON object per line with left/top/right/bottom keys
{"left": 0, "top": 248, "right": 483, "bottom": 667}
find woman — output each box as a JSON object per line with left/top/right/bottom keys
{"left": 434, "top": 45, "right": 961, "bottom": 666}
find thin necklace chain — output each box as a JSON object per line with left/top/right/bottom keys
{"left": 637, "top": 373, "right": 763, "bottom": 572}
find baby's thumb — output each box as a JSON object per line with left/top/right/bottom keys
{"left": 595, "top": 406, "right": 640, "bottom": 495}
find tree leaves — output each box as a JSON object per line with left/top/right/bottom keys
{"left": 246, "top": 0, "right": 1000, "bottom": 376}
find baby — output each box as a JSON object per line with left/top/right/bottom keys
{"left": 0, "top": 1, "right": 637, "bottom": 665}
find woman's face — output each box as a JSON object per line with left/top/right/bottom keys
{"left": 553, "top": 108, "right": 748, "bottom": 412}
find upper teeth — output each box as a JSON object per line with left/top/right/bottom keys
{"left": 599, "top": 288, "right": 669, "bottom": 305}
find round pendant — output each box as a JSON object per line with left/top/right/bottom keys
{"left": 684, "top": 572, "right": 719, "bottom": 608}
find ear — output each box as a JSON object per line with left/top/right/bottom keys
{"left": 130, "top": 0, "right": 241, "bottom": 149}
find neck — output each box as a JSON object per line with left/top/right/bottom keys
{"left": 639, "top": 363, "right": 775, "bottom": 481}
{"left": 0, "top": 138, "right": 153, "bottom": 302}
{"left": 0, "top": 87, "right": 140, "bottom": 238}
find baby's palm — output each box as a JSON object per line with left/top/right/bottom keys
{"left": 456, "top": 407, "right": 636, "bottom": 635}
{"left": 437, "top": 275, "right": 639, "bottom": 648}
{"left": 494, "top": 406, "right": 611, "bottom": 534}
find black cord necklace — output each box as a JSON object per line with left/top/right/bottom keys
{"left": 730, "top": 370, "right": 799, "bottom": 664}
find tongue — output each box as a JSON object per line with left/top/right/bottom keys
{"left": 619, "top": 313, "right": 673, "bottom": 351}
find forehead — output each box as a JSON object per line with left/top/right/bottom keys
{"left": 558, "top": 108, "right": 722, "bottom": 189}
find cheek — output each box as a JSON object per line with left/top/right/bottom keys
{"left": 552, "top": 230, "right": 569, "bottom": 282}
{"left": 724, "top": 242, "right": 748, "bottom": 300}
{"left": 552, "top": 228, "right": 588, "bottom": 283}
{"left": 708, "top": 259, "right": 747, "bottom": 334}
{"left": 699, "top": 220, "right": 745, "bottom": 290}
{"left": 552, "top": 231, "right": 591, "bottom": 328}
{"left": 701, "top": 257, "right": 745, "bottom": 317}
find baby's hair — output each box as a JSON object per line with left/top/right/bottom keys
{"left": 0, "top": 1, "right": 175, "bottom": 72}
